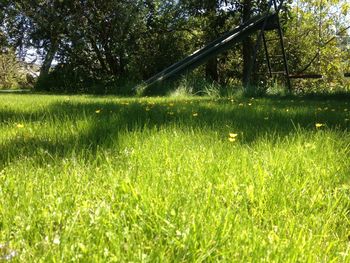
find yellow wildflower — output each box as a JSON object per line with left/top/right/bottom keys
{"left": 228, "top": 137, "right": 236, "bottom": 142}
{"left": 95, "top": 109, "right": 101, "bottom": 114}
{"left": 229, "top": 133, "right": 238, "bottom": 138}
{"left": 228, "top": 133, "right": 238, "bottom": 142}
{"left": 16, "top": 123, "right": 24, "bottom": 128}
{"left": 192, "top": 113, "right": 198, "bottom": 117}
{"left": 315, "top": 123, "right": 325, "bottom": 128}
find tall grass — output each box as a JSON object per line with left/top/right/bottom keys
{"left": 0, "top": 94, "right": 349, "bottom": 262}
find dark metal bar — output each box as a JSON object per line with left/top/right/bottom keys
{"left": 143, "top": 14, "right": 269, "bottom": 86}
{"left": 272, "top": 0, "right": 292, "bottom": 92}
{"left": 270, "top": 71, "right": 287, "bottom": 74}
{"left": 247, "top": 0, "right": 275, "bottom": 87}
{"left": 264, "top": 37, "right": 287, "bottom": 42}
{"left": 256, "top": 71, "right": 286, "bottom": 75}
{"left": 142, "top": 13, "right": 278, "bottom": 88}
{"left": 289, "top": 74, "right": 323, "bottom": 79}
{"left": 262, "top": 32, "right": 272, "bottom": 77}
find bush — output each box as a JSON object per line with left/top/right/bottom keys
{"left": 35, "top": 64, "right": 137, "bottom": 95}
{"left": 0, "top": 49, "right": 27, "bottom": 89}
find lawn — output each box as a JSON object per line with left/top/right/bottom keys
{"left": 0, "top": 94, "right": 349, "bottom": 262}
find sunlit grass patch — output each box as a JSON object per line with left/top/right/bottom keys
{"left": 0, "top": 94, "right": 349, "bottom": 261}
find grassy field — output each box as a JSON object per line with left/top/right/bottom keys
{"left": 0, "top": 94, "right": 349, "bottom": 262}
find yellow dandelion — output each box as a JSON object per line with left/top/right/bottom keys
{"left": 192, "top": 113, "right": 198, "bottom": 117}
{"left": 16, "top": 123, "right": 24, "bottom": 128}
{"left": 315, "top": 123, "right": 325, "bottom": 128}
{"left": 229, "top": 133, "right": 238, "bottom": 138}
{"left": 228, "top": 137, "right": 236, "bottom": 142}
{"left": 95, "top": 109, "right": 101, "bottom": 114}
{"left": 248, "top": 103, "right": 252, "bottom": 106}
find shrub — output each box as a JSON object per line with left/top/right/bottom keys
{"left": 0, "top": 49, "right": 27, "bottom": 89}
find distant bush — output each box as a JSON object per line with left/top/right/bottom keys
{"left": 35, "top": 63, "right": 137, "bottom": 95}
{"left": 0, "top": 49, "right": 27, "bottom": 89}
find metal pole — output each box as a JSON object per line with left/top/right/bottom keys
{"left": 247, "top": 0, "right": 274, "bottom": 87}
{"left": 273, "top": 0, "right": 292, "bottom": 92}
{"left": 262, "top": 32, "right": 273, "bottom": 77}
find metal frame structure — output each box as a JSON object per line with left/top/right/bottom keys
{"left": 140, "top": 0, "right": 298, "bottom": 91}
{"left": 250, "top": 0, "right": 291, "bottom": 91}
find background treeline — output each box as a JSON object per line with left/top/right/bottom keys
{"left": 0, "top": 0, "right": 349, "bottom": 94}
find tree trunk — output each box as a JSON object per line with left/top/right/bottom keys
{"left": 205, "top": 57, "right": 219, "bottom": 82}
{"left": 104, "top": 47, "right": 119, "bottom": 77}
{"left": 204, "top": 2, "right": 219, "bottom": 82}
{"left": 36, "top": 39, "right": 59, "bottom": 89}
{"left": 89, "top": 37, "right": 109, "bottom": 73}
{"left": 39, "top": 44, "right": 58, "bottom": 77}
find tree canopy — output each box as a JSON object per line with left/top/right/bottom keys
{"left": 0, "top": 0, "right": 349, "bottom": 93}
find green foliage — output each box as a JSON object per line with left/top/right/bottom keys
{"left": 0, "top": 50, "right": 26, "bottom": 89}
{"left": 1, "top": 0, "right": 350, "bottom": 93}
{"left": 280, "top": 0, "right": 350, "bottom": 91}
{"left": 35, "top": 63, "right": 137, "bottom": 95}
{"left": 0, "top": 94, "right": 349, "bottom": 261}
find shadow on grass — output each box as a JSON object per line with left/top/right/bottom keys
{"left": 0, "top": 95, "right": 349, "bottom": 168}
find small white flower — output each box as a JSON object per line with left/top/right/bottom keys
{"left": 53, "top": 236, "right": 60, "bottom": 245}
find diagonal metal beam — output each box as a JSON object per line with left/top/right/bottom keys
{"left": 141, "top": 13, "right": 279, "bottom": 89}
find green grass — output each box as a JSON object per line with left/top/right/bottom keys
{"left": 0, "top": 94, "right": 349, "bottom": 262}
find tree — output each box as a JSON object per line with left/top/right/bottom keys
{"left": 179, "top": 0, "right": 237, "bottom": 82}
{"left": 1, "top": 0, "right": 72, "bottom": 87}
{"left": 178, "top": 0, "right": 273, "bottom": 87}
{"left": 283, "top": 0, "right": 350, "bottom": 90}
{"left": 0, "top": 49, "right": 24, "bottom": 89}
{"left": 2, "top": 0, "right": 347, "bottom": 93}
